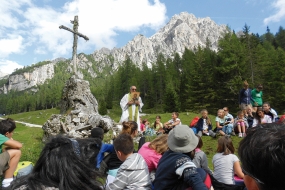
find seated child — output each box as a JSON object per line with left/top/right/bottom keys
{"left": 0, "top": 118, "right": 22, "bottom": 189}
{"left": 106, "top": 133, "right": 151, "bottom": 190}
{"left": 154, "top": 125, "right": 210, "bottom": 190}
{"left": 90, "top": 127, "right": 114, "bottom": 169}
{"left": 192, "top": 135, "right": 213, "bottom": 175}
{"left": 233, "top": 111, "right": 249, "bottom": 137}
{"left": 163, "top": 112, "right": 181, "bottom": 134}
{"left": 194, "top": 109, "right": 216, "bottom": 138}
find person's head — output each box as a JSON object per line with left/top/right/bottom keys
{"left": 217, "top": 109, "right": 225, "bottom": 118}
{"left": 243, "top": 80, "right": 249, "bottom": 89}
{"left": 223, "top": 107, "right": 229, "bottom": 114}
{"left": 239, "top": 124, "right": 285, "bottom": 190}
{"left": 262, "top": 102, "right": 271, "bottom": 112}
{"left": 114, "top": 133, "right": 134, "bottom": 161}
{"left": 0, "top": 118, "right": 16, "bottom": 138}
{"left": 167, "top": 125, "right": 198, "bottom": 159}
{"left": 172, "top": 112, "right": 179, "bottom": 119}
{"left": 90, "top": 127, "right": 104, "bottom": 141}
{"left": 142, "top": 119, "right": 149, "bottom": 125}
{"left": 12, "top": 136, "right": 102, "bottom": 190}
{"left": 216, "top": 136, "right": 235, "bottom": 155}
{"left": 121, "top": 121, "right": 138, "bottom": 138}
{"left": 246, "top": 105, "right": 253, "bottom": 113}
{"left": 195, "top": 135, "right": 203, "bottom": 149}
{"left": 256, "top": 107, "right": 264, "bottom": 117}
{"left": 149, "top": 134, "right": 168, "bottom": 154}
{"left": 237, "top": 111, "right": 244, "bottom": 119}
{"left": 256, "top": 84, "right": 263, "bottom": 92}
{"left": 155, "top": 115, "right": 161, "bottom": 124}
{"left": 200, "top": 109, "right": 208, "bottom": 118}
{"left": 130, "top": 86, "right": 137, "bottom": 93}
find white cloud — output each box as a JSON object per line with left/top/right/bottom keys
{"left": 0, "top": 35, "right": 24, "bottom": 58}
{"left": 0, "top": 0, "right": 167, "bottom": 64}
{"left": 0, "top": 59, "right": 24, "bottom": 74}
{"left": 1, "top": 0, "right": 167, "bottom": 61}
{"left": 264, "top": 0, "right": 285, "bottom": 24}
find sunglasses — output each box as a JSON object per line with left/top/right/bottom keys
{"left": 242, "top": 167, "right": 264, "bottom": 185}
{"left": 131, "top": 88, "right": 136, "bottom": 91}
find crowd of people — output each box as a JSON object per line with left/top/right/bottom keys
{"left": 0, "top": 84, "right": 285, "bottom": 190}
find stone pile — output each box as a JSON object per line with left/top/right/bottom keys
{"left": 42, "top": 75, "right": 114, "bottom": 141}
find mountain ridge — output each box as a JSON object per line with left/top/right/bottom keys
{"left": 0, "top": 12, "right": 228, "bottom": 94}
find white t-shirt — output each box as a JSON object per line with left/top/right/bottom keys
{"left": 202, "top": 119, "right": 208, "bottom": 130}
{"left": 212, "top": 153, "right": 239, "bottom": 185}
{"left": 167, "top": 118, "right": 182, "bottom": 125}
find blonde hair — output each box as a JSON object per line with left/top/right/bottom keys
{"left": 121, "top": 121, "right": 138, "bottom": 136}
{"left": 200, "top": 109, "right": 211, "bottom": 125}
{"left": 217, "top": 109, "right": 225, "bottom": 118}
{"left": 148, "top": 134, "right": 168, "bottom": 154}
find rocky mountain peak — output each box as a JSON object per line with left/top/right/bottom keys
{"left": 92, "top": 12, "right": 227, "bottom": 69}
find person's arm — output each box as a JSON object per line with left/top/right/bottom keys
{"left": 200, "top": 153, "right": 213, "bottom": 175}
{"left": 164, "top": 121, "right": 170, "bottom": 128}
{"left": 4, "top": 139, "right": 22, "bottom": 149}
{"left": 183, "top": 167, "right": 208, "bottom": 190}
{"left": 172, "top": 119, "right": 181, "bottom": 126}
{"left": 106, "top": 168, "right": 128, "bottom": 190}
{"left": 234, "top": 161, "right": 244, "bottom": 179}
{"left": 216, "top": 121, "right": 223, "bottom": 129}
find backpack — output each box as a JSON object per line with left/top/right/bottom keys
{"left": 190, "top": 116, "right": 200, "bottom": 128}
{"left": 14, "top": 161, "right": 34, "bottom": 178}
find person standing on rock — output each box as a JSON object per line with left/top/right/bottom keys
{"left": 119, "top": 86, "right": 143, "bottom": 129}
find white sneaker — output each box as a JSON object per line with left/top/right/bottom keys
{"left": 238, "top": 133, "right": 242, "bottom": 138}
{"left": 243, "top": 133, "right": 246, "bottom": 137}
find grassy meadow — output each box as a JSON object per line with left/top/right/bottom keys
{"left": 2, "top": 104, "right": 243, "bottom": 170}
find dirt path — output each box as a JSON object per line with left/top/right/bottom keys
{"left": 0, "top": 118, "right": 42, "bottom": 128}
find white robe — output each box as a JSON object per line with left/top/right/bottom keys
{"left": 119, "top": 93, "right": 143, "bottom": 130}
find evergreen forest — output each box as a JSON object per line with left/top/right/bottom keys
{"left": 1, "top": 25, "right": 285, "bottom": 115}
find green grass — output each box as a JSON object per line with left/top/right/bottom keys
{"left": 12, "top": 124, "right": 44, "bottom": 163}
{"left": 4, "top": 106, "right": 242, "bottom": 170}
{"left": 4, "top": 108, "right": 60, "bottom": 125}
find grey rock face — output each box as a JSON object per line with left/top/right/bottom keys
{"left": 92, "top": 12, "right": 228, "bottom": 69}
{"left": 42, "top": 75, "right": 115, "bottom": 141}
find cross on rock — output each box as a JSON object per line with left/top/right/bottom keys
{"left": 59, "top": 15, "right": 89, "bottom": 77}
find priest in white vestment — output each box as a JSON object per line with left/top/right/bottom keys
{"left": 119, "top": 86, "right": 143, "bottom": 130}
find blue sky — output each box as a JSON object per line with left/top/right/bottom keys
{"left": 0, "top": 0, "right": 284, "bottom": 74}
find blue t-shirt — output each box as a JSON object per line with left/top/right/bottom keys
{"left": 0, "top": 134, "right": 9, "bottom": 153}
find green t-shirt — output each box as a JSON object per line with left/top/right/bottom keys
{"left": 0, "top": 134, "right": 9, "bottom": 153}
{"left": 251, "top": 89, "right": 263, "bottom": 106}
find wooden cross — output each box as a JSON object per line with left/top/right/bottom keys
{"left": 59, "top": 16, "right": 89, "bottom": 76}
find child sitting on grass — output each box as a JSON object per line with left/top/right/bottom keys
{"left": 0, "top": 118, "right": 22, "bottom": 189}
{"left": 106, "top": 133, "right": 151, "bottom": 190}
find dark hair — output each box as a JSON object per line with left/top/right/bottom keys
{"left": 263, "top": 102, "right": 270, "bottom": 107}
{"left": 239, "top": 124, "right": 285, "bottom": 190}
{"left": 91, "top": 127, "right": 104, "bottom": 140}
{"left": 255, "top": 107, "right": 264, "bottom": 124}
{"left": 216, "top": 136, "right": 234, "bottom": 155}
{"left": 11, "top": 136, "right": 103, "bottom": 190}
{"left": 114, "top": 133, "right": 134, "bottom": 155}
{"left": 0, "top": 118, "right": 16, "bottom": 135}
{"left": 195, "top": 135, "right": 203, "bottom": 149}
{"left": 121, "top": 121, "right": 138, "bottom": 135}
{"left": 173, "top": 112, "right": 179, "bottom": 117}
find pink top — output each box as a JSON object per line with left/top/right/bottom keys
{"left": 140, "top": 123, "right": 145, "bottom": 131}
{"left": 138, "top": 142, "right": 162, "bottom": 172}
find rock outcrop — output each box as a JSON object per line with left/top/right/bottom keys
{"left": 42, "top": 75, "right": 114, "bottom": 141}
